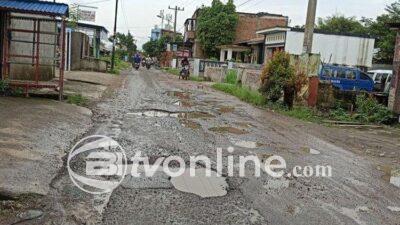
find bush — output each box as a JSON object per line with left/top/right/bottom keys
{"left": 354, "top": 95, "right": 393, "bottom": 124}
{"left": 260, "top": 52, "right": 295, "bottom": 104}
{"left": 225, "top": 69, "right": 237, "bottom": 85}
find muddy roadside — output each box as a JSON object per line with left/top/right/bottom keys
{"left": 0, "top": 70, "right": 127, "bottom": 224}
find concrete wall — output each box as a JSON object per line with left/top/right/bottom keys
{"left": 204, "top": 66, "right": 227, "bottom": 83}
{"left": 79, "top": 58, "right": 108, "bottom": 72}
{"left": 9, "top": 14, "right": 57, "bottom": 81}
{"left": 70, "top": 32, "right": 90, "bottom": 71}
{"left": 239, "top": 69, "right": 262, "bottom": 91}
{"left": 285, "top": 31, "right": 375, "bottom": 68}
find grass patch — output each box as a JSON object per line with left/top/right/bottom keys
{"left": 164, "top": 68, "right": 181, "bottom": 76}
{"left": 67, "top": 94, "right": 88, "bottom": 106}
{"left": 212, "top": 83, "right": 266, "bottom": 106}
{"left": 225, "top": 69, "right": 237, "bottom": 85}
{"left": 101, "top": 56, "right": 131, "bottom": 75}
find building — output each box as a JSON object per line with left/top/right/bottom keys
{"left": 151, "top": 26, "right": 161, "bottom": 41}
{"left": 0, "top": 0, "right": 68, "bottom": 99}
{"left": 256, "top": 27, "right": 375, "bottom": 68}
{"left": 184, "top": 10, "right": 288, "bottom": 62}
{"left": 151, "top": 27, "right": 181, "bottom": 41}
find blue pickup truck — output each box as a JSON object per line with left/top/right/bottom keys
{"left": 319, "top": 65, "right": 374, "bottom": 92}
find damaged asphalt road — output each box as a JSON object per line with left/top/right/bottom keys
{"left": 1, "top": 69, "right": 400, "bottom": 225}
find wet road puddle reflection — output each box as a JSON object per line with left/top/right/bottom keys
{"left": 209, "top": 127, "right": 249, "bottom": 135}
{"left": 170, "top": 168, "right": 228, "bottom": 198}
{"left": 301, "top": 147, "right": 321, "bottom": 155}
{"left": 166, "top": 91, "right": 191, "bottom": 100}
{"left": 234, "top": 140, "right": 263, "bottom": 149}
{"left": 378, "top": 165, "right": 400, "bottom": 188}
{"left": 127, "top": 110, "right": 214, "bottom": 120}
{"left": 180, "top": 120, "right": 201, "bottom": 129}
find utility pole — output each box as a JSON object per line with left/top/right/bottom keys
{"left": 111, "top": 0, "right": 119, "bottom": 70}
{"left": 302, "top": 0, "right": 318, "bottom": 54}
{"left": 168, "top": 6, "right": 184, "bottom": 42}
{"left": 157, "top": 10, "right": 165, "bottom": 29}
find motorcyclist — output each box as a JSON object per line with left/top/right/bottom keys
{"left": 133, "top": 53, "right": 141, "bottom": 67}
{"left": 181, "top": 57, "right": 189, "bottom": 67}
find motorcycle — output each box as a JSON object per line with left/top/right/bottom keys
{"left": 134, "top": 62, "right": 140, "bottom": 70}
{"left": 179, "top": 65, "right": 190, "bottom": 80}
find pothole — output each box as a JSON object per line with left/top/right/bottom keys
{"left": 301, "top": 147, "right": 321, "bottom": 155}
{"left": 174, "top": 100, "right": 192, "bottom": 107}
{"left": 217, "top": 106, "right": 235, "bottom": 113}
{"left": 234, "top": 140, "right": 263, "bottom": 149}
{"left": 180, "top": 120, "right": 201, "bottom": 129}
{"left": 264, "top": 178, "right": 290, "bottom": 190}
{"left": 170, "top": 168, "right": 228, "bottom": 198}
{"left": 127, "top": 110, "right": 214, "bottom": 119}
{"left": 378, "top": 166, "right": 400, "bottom": 188}
{"left": 127, "top": 110, "right": 179, "bottom": 118}
{"left": 166, "top": 91, "right": 190, "bottom": 100}
{"left": 209, "top": 127, "right": 249, "bottom": 135}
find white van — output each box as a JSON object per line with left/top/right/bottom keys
{"left": 367, "top": 70, "right": 393, "bottom": 93}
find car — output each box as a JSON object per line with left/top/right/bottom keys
{"left": 367, "top": 70, "right": 393, "bottom": 93}
{"left": 319, "top": 64, "right": 374, "bottom": 92}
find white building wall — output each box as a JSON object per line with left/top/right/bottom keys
{"left": 284, "top": 31, "right": 375, "bottom": 68}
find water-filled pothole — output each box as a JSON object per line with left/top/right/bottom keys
{"left": 166, "top": 91, "right": 190, "bottom": 100}
{"left": 234, "top": 140, "right": 263, "bottom": 149}
{"left": 209, "top": 127, "right": 249, "bottom": 135}
{"left": 180, "top": 120, "right": 202, "bottom": 129}
{"left": 127, "top": 110, "right": 214, "bottom": 120}
{"left": 378, "top": 165, "right": 400, "bottom": 188}
{"left": 170, "top": 168, "right": 228, "bottom": 198}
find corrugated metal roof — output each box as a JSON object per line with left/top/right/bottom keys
{"left": 0, "top": 0, "right": 68, "bottom": 16}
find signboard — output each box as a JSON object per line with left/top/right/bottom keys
{"left": 176, "top": 50, "right": 190, "bottom": 58}
{"left": 79, "top": 10, "right": 96, "bottom": 22}
{"left": 172, "top": 44, "right": 178, "bottom": 52}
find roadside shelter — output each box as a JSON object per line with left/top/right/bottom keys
{"left": 0, "top": 0, "right": 68, "bottom": 100}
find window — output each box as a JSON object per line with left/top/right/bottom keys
{"left": 322, "top": 68, "right": 332, "bottom": 77}
{"left": 346, "top": 70, "right": 356, "bottom": 80}
{"left": 338, "top": 69, "right": 346, "bottom": 78}
{"left": 360, "top": 72, "right": 371, "bottom": 80}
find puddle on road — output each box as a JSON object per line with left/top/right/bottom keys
{"left": 264, "top": 178, "right": 290, "bottom": 190}
{"left": 209, "top": 127, "right": 249, "bottom": 135}
{"left": 233, "top": 122, "right": 256, "bottom": 128}
{"left": 378, "top": 166, "right": 400, "bottom": 188}
{"left": 174, "top": 100, "right": 192, "bottom": 107}
{"left": 180, "top": 111, "right": 215, "bottom": 119}
{"left": 301, "top": 147, "right": 321, "bottom": 155}
{"left": 170, "top": 168, "right": 228, "bottom": 198}
{"left": 127, "top": 110, "right": 214, "bottom": 120}
{"left": 390, "top": 169, "right": 400, "bottom": 188}
{"left": 217, "top": 106, "right": 235, "bottom": 113}
{"left": 234, "top": 140, "right": 263, "bottom": 149}
{"left": 127, "top": 110, "right": 179, "bottom": 118}
{"left": 387, "top": 206, "right": 400, "bottom": 212}
{"left": 167, "top": 91, "right": 191, "bottom": 100}
{"left": 180, "top": 119, "right": 201, "bottom": 129}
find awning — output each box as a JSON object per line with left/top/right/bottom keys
{"left": 0, "top": 0, "right": 69, "bottom": 16}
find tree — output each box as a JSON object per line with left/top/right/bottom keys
{"left": 142, "top": 34, "right": 183, "bottom": 58}
{"left": 316, "top": 14, "right": 367, "bottom": 35}
{"left": 367, "top": 0, "right": 399, "bottom": 63}
{"left": 196, "top": 0, "right": 238, "bottom": 58}
{"left": 109, "top": 32, "right": 137, "bottom": 59}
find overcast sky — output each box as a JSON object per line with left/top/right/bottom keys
{"left": 58, "top": 0, "right": 394, "bottom": 49}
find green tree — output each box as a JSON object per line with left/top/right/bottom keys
{"left": 316, "top": 14, "right": 367, "bottom": 35}
{"left": 366, "top": 0, "right": 399, "bottom": 63}
{"left": 109, "top": 32, "right": 137, "bottom": 59}
{"left": 142, "top": 34, "right": 183, "bottom": 58}
{"left": 196, "top": 0, "right": 239, "bottom": 58}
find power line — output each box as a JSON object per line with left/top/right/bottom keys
{"left": 168, "top": 5, "right": 185, "bottom": 42}
{"left": 237, "top": 0, "right": 256, "bottom": 8}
